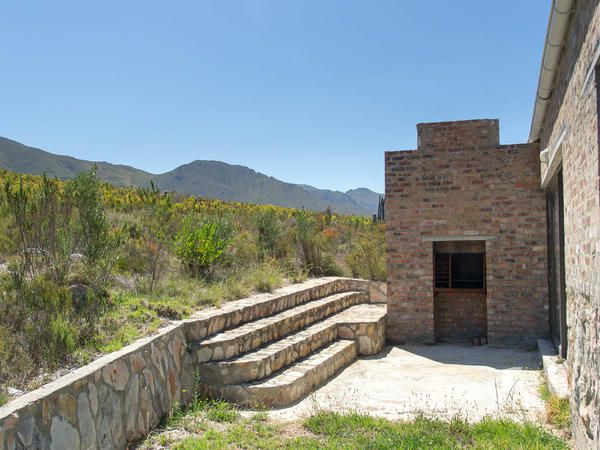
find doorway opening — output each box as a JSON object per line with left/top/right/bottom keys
{"left": 433, "top": 240, "right": 487, "bottom": 343}
{"left": 546, "top": 169, "right": 567, "bottom": 358}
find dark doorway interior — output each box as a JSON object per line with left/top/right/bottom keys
{"left": 433, "top": 241, "right": 487, "bottom": 343}
{"left": 547, "top": 170, "right": 567, "bottom": 358}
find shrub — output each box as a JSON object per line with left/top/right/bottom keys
{"left": 3, "top": 168, "right": 120, "bottom": 287}
{"left": 293, "top": 210, "right": 342, "bottom": 276}
{"left": 225, "top": 230, "right": 259, "bottom": 269}
{"left": 0, "top": 276, "right": 84, "bottom": 387}
{"left": 175, "top": 216, "right": 233, "bottom": 277}
{"left": 4, "top": 174, "right": 76, "bottom": 284}
{"left": 256, "top": 208, "right": 281, "bottom": 259}
{"left": 68, "top": 169, "right": 123, "bottom": 287}
{"left": 133, "top": 182, "right": 174, "bottom": 291}
{"left": 250, "top": 263, "right": 284, "bottom": 293}
{"left": 346, "top": 233, "right": 386, "bottom": 281}
{"left": 49, "top": 315, "right": 78, "bottom": 360}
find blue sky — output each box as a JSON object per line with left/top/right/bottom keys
{"left": 0, "top": 1, "right": 549, "bottom": 193}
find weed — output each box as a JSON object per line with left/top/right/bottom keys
{"left": 140, "top": 410, "right": 567, "bottom": 449}
{"left": 204, "top": 399, "right": 240, "bottom": 423}
{"left": 540, "top": 380, "right": 571, "bottom": 431}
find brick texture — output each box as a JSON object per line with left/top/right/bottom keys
{"left": 385, "top": 119, "right": 548, "bottom": 347}
{"left": 537, "top": 1, "right": 600, "bottom": 446}
{"left": 434, "top": 291, "right": 486, "bottom": 343}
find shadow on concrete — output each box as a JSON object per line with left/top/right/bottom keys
{"left": 389, "top": 343, "right": 540, "bottom": 371}
{"left": 358, "top": 345, "right": 394, "bottom": 361}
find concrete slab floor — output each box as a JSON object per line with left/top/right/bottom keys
{"left": 260, "top": 344, "right": 545, "bottom": 423}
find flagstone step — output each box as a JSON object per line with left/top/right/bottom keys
{"left": 190, "top": 291, "right": 368, "bottom": 363}
{"left": 205, "top": 339, "right": 357, "bottom": 408}
{"left": 197, "top": 303, "right": 386, "bottom": 385}
{"left": 183, "top": 277, "right": 368, "bottom": 342}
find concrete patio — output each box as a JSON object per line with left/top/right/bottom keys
{"left": 261, "top": 344, "right": 545, "bottom": 423}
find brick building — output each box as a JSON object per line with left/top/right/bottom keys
{"left": 385, "top": 119, "right": 548, "bottom": 348}
{"left": 385, "top": 0, "right": 599, "bottom": 446}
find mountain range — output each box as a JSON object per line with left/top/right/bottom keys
{"left": 0, "top": 136, "right": 382, "bottom": 216}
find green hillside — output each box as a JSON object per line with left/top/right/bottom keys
{"left": 0, "top": 136, "right": 381, "bottom": 215}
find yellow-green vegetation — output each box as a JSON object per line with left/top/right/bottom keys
{"left": 0, "top": 168, "right": 384, "bottom": 391}
{"left": 540, "top": 380, "right": 571, "bottom": 433}
{"left": 140, "top": 401, "right": 567, "bottom": 449}
{"left": 0, "top": 386, "right": 7, "bottom": 407}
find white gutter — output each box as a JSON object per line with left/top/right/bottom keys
{"left": 528, "top": 0, "right": 574, "bottom": 143}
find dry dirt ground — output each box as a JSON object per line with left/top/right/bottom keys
{"left": 254, "top": 343, "right": 545, "bottom": 423}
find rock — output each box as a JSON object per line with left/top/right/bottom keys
{"left": 167, "top": 368, "right": 178, "bottom": 404}
{"left": 151, "top": 345, "right": 165, "bottom": 380}
{"left": 42, "top": 399, "right": 51, "bottom": 425}
{"left": 98, "top": 389, "right": 124, "bottom": 449}
{"left": 69, "top": 283, "right": 89, "bottom": 304}
{"left": 125, "top": 375, "right": 139, "bottom": 439}
{"left": 102, "top": 359, "right": 130, "bottom": 391}
{"left": 195, "top": 347, "right": 212, "bottom": 362}
{"left": 57, "top": 392, "right": 77, "bottom": 424}
{"left": 7, "top": 387, "right": 24, "bottom": 397}
{"left": 130, "top": 352, "right": 146, "bottom": 373}
{"left": 170, "top": 337, "right": 183, "bottom": 372}
{"left": 143, "top": 368, "right": 155, "bottom": 395}
{"left": 50, "top": 417, "right": 79, "bottom": 450}
{"left": 78, "top": 393, "right": 96, "bottom": 450}
{"left": 138, "top": 382, "right": 158, "bottom": 430}
{"left": 88, "top": 383, "right": 98, "bottom": 415}
{"left": 16, "top": 417, "right": 38, "bottom": 447}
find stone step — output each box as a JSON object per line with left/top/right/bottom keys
{"left": 183, "top": 277, "right": 368, "bottom": 342}
{"left": 197, "top": 303, "right": 386, "bottom": 385}
{"left": 205, "top": 340, "right": 357, "bottom": 408}
{"left": 190, "top": 291, "right": 368, "bottom": 363}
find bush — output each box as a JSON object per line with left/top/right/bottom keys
{"left": 293, "top": 210, "right": 342, "bottom": 276}
{"left": 0, "top": 276, "right": 84, "bottom": 387}
{"left": 132, "top": 182, "right": 175, "bottom": 292}
{"left": 3, "top": 168, "right": 120, "bottom": 287}
{"left": 256, "top": 208, "right": 281, "bottom": 259}
{"left": 250, "top": 263, "right": 284, "bottom": 293}
{"left": 225, "top": 230, "right": 259, "bottom": 269}
{"left": 49, "top": 315, "right": 78, "bottom": 360}
{"left": 68, "top": 169, "right": 123, "bottom": 287}
{"left": 175, "top": 216, "right": 233, "bottom": 277}
{"left": 346, "top": 233, "right": 386, "bottom": 281}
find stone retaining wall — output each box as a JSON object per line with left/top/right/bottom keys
{"left": 0, "top": 277, "right": 372, "bottom": 449}
{"left": 0, "top": 324, "right": 194, "bottom": 449}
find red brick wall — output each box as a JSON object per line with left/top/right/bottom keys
{"left": 385, "top": 119, "right": 548, "bottom": 346}
{"left": 434, "top": 291, "right": 486, "bottom": 343}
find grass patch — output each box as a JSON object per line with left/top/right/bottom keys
{"left": 304, "top": 412, "right": 567, "bottom": 449}
{"left": 141, "top": 405, "right": 567, "bottom": 450}
{"left": 540, "top": 381, "right": 571, "bottom": 432}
